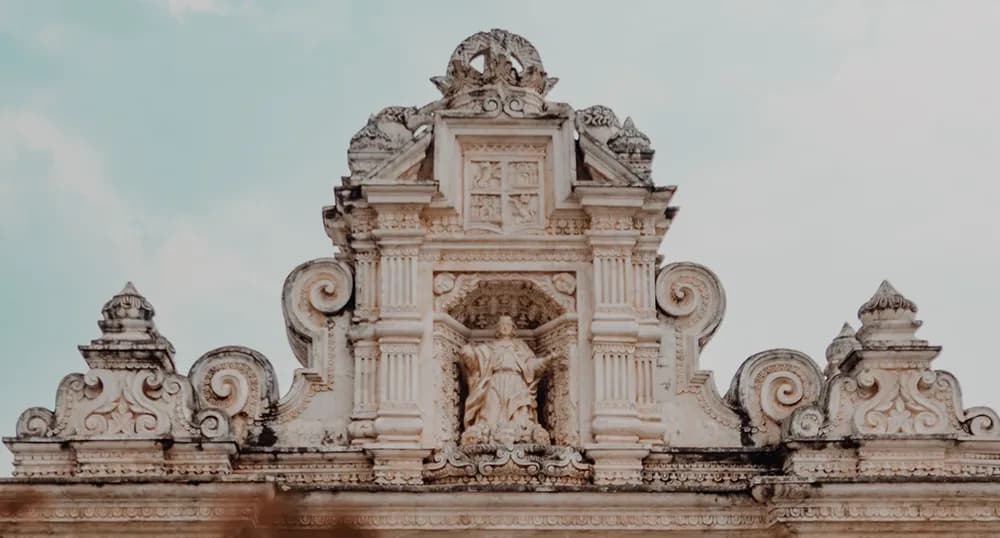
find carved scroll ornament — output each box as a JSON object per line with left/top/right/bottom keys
{"left": 188, "top": 346, "right": 279, "bottom": 444}
{"left": 282, "top": 258, "right": 354, "bottom": 367}
{"left": 655, "top": 262, "right": 725, "bottom": 346}
{"left": 727, "top": 349, "right": 824, "bottom": 445}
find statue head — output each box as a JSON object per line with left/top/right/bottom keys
{"left": 495, "top": 315, "right": 516, "bottom": 338}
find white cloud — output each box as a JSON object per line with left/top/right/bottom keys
{"left": 0, "top": 105, "right": 314, "bottom": 388}
{"left": 32, "top": 24, "right": 66, "bottom": 51}
{"left": 0, "top": 108, "right": 143, "bottom": 256}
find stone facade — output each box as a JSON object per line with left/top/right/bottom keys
{"left": 3, "top": 29, "right": 1000, "bottom": 536}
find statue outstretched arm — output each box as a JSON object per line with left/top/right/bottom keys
{"left": 523, "top": 348, "right": 555, "bottom": 381}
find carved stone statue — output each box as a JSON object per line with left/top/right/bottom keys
{"left": 459, "top": 315, "right": 552, "bottom": 445}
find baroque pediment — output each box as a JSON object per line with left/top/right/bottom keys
{"left": 7, "top": 28, "right": 1000, "bottom": 536}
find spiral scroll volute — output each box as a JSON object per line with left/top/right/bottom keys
{"left": 726, "top": 349, "right": 824, "bottom": 446}
{"left": 655, "top": 262, "right": 726, "bottom": 346}
{"left": 15, "top": 407, "right": 56, "bottom": 438}
{"left": 188, "top": 346, "right": 279, "bottom": 444}
{"left": 282, "top": 258, "right": 354, "bottom": 366}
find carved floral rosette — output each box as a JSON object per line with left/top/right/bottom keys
{"left": 424, "top": 444, "right": 590, "bottom": 485}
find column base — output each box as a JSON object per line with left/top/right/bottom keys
{"left": 584, "top": 444, "right": 650, "bottom": 485}
{"left": 366, "top": 447, "right": 431, "bottom": 485}
{"left": 591, "top": 411, "right": 642, "bottom": 444}
{"left": 348, "top": 418, "right": 376, "bottom": 446}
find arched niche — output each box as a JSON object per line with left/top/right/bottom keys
{"left": 432, "top": 272, "right": 580, "bottom": 447}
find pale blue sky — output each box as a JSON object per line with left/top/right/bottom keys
{"left": 2, "top": 1, "right": 999, "bottom": 473}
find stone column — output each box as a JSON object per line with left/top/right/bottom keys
{"left": 587, "top": 210, "right": 642, "bottom": 443}
{"left": 581, "top": 197, "right": 649, "bottom": 485}
{"left": 634, "top": 239, "right": 665, "bottom": 445}
{"left": 348, "top": 208, "right": 379, "bottom": 445}
{"left": 363, "top": 185, "right": 435, "bottom": 484}
{"left": 348, "top": 325, "right": 378, "bottom": 445}
{"left": 374, "top": 241, "right": 422, "bottom": 443}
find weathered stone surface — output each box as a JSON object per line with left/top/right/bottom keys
{"left": 3, "top": 28, "right": 1000, "bottom": 536}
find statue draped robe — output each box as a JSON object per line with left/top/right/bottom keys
{"left": 460, "top": 337, "right": 548, "bottom": 444}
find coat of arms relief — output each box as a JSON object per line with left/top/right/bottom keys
{"left": 463, "top": 141, "right": 547, "bottom": 234}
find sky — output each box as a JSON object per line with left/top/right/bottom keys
{"left": 1, "top": 1, "right": 999, "bottom": 473}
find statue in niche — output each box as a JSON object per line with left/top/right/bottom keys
{"left": 459, "top": 315, "right": 552, "bottom": 445}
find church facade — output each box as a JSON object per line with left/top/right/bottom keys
{"left": 3, "top": 29, "right": 1000, "bottom": 536}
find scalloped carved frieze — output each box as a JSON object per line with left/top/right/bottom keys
{"left": 435, "top": 272, "right": 574, "bottom": 330}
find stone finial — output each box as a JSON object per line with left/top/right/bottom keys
{"left": 857, "top": 280, "right": 917, "bottom": 318}
{"left": 824, "top": 322, "right": 861, "bottom": 377}
{"left": 98, "top": 282, "right": 158, "bottom": 341}
{"left": 607, "top": 118, "right": 652, "bottom": 154}
{"left": 83, "top": 282, "right": 175, "bottom": 371}
{"left": 576, "top": 105, "right": 621, "bottom": 144}
{"left": 855, "top": 280, "right": 924, "bottom": 345}
{"left": 607, "top": 117, "right": 654, "bottom": 181}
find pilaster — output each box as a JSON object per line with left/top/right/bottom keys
{"left": 365, "top": 184, "right": 435, "bottom": 483}
{"left": 580, "top": 187, "right": 648, "bottom": 482}
{"left": 634, "top": 237, "right": 664, "bottom": 445}
{"left": 347, "top": 206, "right": 379, "bottom": 445}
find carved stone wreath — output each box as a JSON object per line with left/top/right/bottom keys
{"left": 431, "top": 28, "right": 558, "bottom": 98}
